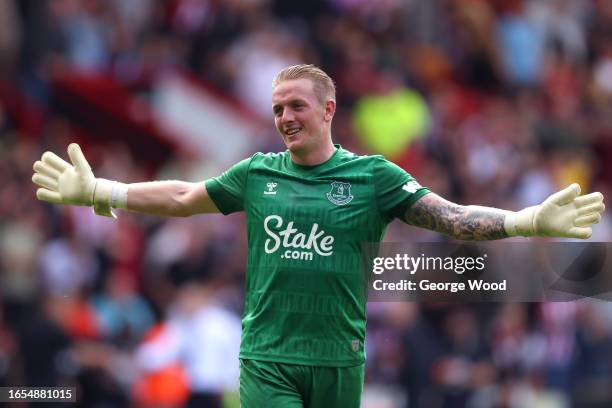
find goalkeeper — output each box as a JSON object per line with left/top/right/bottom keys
{"left": 32, "top": 65, "right": 605, "bottom": 408}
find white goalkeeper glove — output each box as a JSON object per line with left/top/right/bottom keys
{"left": 505, "top": 183, "right": 605, "bottom": 239}
{"left": 32, "top": 143, "right": 128, "bottom": 218}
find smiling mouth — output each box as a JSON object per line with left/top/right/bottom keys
{"left": 284, "top": 128, "right": 302, "bottom": 136}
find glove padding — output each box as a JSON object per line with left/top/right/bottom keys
{"left": 32, "top": 143, "right": 115, "bottom": 217}
{"left": 505, "top": 183, "right": 605, "bottom": 239}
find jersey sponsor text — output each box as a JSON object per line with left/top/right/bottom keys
{"left": 263, "top": 215, "right": 334, "bottom": 259}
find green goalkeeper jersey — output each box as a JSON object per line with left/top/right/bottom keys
{"left": 205, "top": 146, "right": 429, "bottom": 367}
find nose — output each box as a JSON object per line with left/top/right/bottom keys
{"left": 280, "top": 108, "right": 295, "bottom": 123}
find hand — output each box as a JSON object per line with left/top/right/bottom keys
{"left": 32, "top": 143, "right": 121, "bottom": 217}
{"left": 33, "top": 143, "right": 96, "bottom": 206}
{"left": 507, "top": 184, "right": 605, "bottom": 239}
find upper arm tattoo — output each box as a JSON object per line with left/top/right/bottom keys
{"left": 404, "top": 193, "right": 509, "bottom": 240}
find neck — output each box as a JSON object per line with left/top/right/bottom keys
{"left": 290, "top": 140, "right": 336, "bottom": 166}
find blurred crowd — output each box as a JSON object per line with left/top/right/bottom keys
{"left": 1, "top": 0, "right": 612, "bottom": 407}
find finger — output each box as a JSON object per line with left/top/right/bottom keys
{"left": 36, "top": 188, "right": 63, "bottom": 204}
{"left": 33, "top": 161, "right": 60, "bottom": 180}
{"left": 575, "top": 192, "right": 604, "bottom": 208}
{"left": 67, "top": 143, "right": 91, "bottom": 173}
{"left": 575, "top": 213, "right": 601, "bottom": 227}
{"left": 32, "top": 173, "right": 59, "bottom": 191}
{"left": 42, "top": 151, "right": 71, "bottom": 173}
{"left": 577, "top": 202, "right": 605, "bottom": 217}
{"left": 548, "top": 183, "right": 581, "bottom": 206}
{"left": 567, "top": 226, "right": 592, "bottom": 239}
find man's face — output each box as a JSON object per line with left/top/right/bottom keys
{"left": 272, "top": 78, "right": 333, "bottom": 155}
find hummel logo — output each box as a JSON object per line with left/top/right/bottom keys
{"left": 264, "top": 182, "right": 278, "bottom": 195}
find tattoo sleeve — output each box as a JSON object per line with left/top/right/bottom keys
{"left": 404, "top": 193, "right": 510, "bottom": 240}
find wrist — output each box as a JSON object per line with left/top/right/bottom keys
{"left": 110, "top": 181, "right": 129, "bottom": 210}
{"left": 504, "top": 206, "right": 537, "bottom": 237}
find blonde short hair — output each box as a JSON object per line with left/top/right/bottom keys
{"left": 272, "top": 64, "right": 336, "bottom": 104}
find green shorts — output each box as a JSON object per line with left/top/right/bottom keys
{"left": 239, "top": 359, "right": 364, "bottom": 408}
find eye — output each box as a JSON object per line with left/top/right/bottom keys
{"left": 273, "top": 107, "right": 283, "bottom": 117}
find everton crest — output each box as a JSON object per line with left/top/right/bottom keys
{"left": 326, "top": 181, "right": 353, "bottom": 206}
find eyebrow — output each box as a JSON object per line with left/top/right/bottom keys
{"left": 272, "top": 98, "right": 306, "bottom": 110}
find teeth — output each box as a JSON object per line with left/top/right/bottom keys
{"left": 286, "top": 128, "right": 301, "bottom": 135}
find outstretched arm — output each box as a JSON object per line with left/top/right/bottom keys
{"left": 405, "top": 185, "right": 605, "bottom": 240}
{"left": 122, "top": 181, "right": 218, "bottom": 216}
{"left": 404, "top": 193, "right": 509, "bottom": 240}
{"left": 32, "top": 143, "right": 219, "bottom": 217}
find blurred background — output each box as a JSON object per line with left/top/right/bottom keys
{"left": 1, "top": 0, "right": 611, "bottom": 407}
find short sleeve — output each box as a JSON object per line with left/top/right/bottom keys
{"left": 205, "top": 156, "right": 252, "bottom": 215}
{"left": 374, "top": 157, "right": 430, "bottom": 220}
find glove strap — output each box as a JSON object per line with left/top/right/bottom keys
{"left": 504, "top": 206, "right": 537, "bottom": 237}
{"left": 92, "top": 179, "right": 129, "bottom": 218}
{"left": 92, "top": 178, "right": 116, "bottom": 218}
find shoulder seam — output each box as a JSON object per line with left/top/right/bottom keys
{"left": 243, "top": 153, "right": 260, "bottom": 201}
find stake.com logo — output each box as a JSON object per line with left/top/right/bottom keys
{"left": 263, "top": 215, "right": 334, "bottom": 261}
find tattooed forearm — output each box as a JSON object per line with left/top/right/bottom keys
{"left": 404, "top": 193, "right": 509, "bottom": 240}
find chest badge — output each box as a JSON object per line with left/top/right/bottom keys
{"left": 327, "top": 181, "right": 353, "bottom": 206}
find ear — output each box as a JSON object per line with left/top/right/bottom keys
{"left": 323, "top": 99, "right": 336, "bottom": 122}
